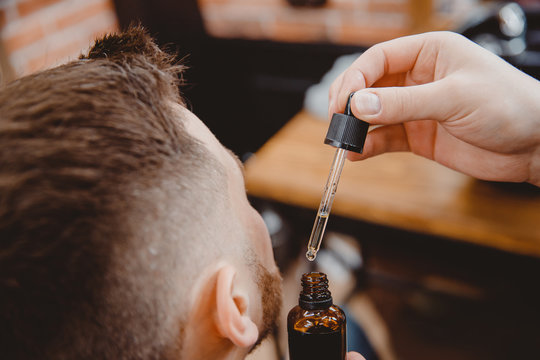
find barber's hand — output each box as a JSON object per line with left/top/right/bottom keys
{"left": 329, "top": 31, "right": 540, "bottom": 186}
{"left": 347, "top": 351, "right": 366, "bottom": 360}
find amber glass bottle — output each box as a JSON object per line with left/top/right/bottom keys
{"left": 287, "top": 272, "right": 346, "bottom": 360}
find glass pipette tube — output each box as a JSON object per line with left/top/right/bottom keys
{"left": 306, "top": 147, "right": 347, "bottom": 261}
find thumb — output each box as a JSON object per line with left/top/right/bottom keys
{"left": 351, "top": 80, "right": 452, "bottom": 125}
{"left": 347, "top": 351, "right": 366, "bottom": 360}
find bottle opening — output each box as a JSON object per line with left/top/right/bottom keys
{"left": 299, "top": 272, "right": 333, "bottom": 310}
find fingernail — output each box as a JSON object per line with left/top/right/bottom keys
{"left": 354, "top": 92, "right": 381, "bottom": 116}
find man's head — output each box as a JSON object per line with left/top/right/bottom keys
{"left": 0, "top": 27, "right": 281, "bottom": 359}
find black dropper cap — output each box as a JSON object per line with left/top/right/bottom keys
{"left": 325, "top": 92, "right": 369, "bottom": 154}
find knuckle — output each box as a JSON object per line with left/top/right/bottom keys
{"left": 343, "top": 68, "right": 367, "bottom": 94}
{"left": 364, "top": 42, "right": 381, "bottom": 57}
{"left": 380, "top": 87, "right": 410, "bottom": 122}
{"left": 439, "top": 30, "right": 467, "bottom": 45}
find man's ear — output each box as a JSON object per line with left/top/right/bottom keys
{"left": 214, "top": 265, "right": 259, "bottom": 348}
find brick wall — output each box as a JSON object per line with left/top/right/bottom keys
{"left": 198, "top": 0, "right": 476, "bottom": 46}
{"left": 0, "top": 0, "right": 118, "bottom": 82}
{"left": 0, "top": 0, "right": 476, "bottom": 83}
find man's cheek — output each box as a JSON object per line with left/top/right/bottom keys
{"left": 249, "top": 210, "right": 273, "bottom": 256}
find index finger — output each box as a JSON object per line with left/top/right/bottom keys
{"left": 329, "top": 32, "right": 440, "bottom": 116}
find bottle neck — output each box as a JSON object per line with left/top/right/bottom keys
{"left": 299, "top": 272, "right": 333, "bottom": 310}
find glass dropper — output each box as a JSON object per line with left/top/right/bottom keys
{"left": 306, "top": 93, "right": 369, "bottom": 261}
{"left": 306, "top": 147, "right": 347, "bottom": 261}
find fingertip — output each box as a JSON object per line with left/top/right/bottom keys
{"left": 346, "top": 351, "right": 366, "bottom": 360}
{"left": 333, "top": 69, "right": 368, "bottom": 117}
{"left": 347, "top": 151, "right": 368, "bottom": 162}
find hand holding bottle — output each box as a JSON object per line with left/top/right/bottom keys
{"left": 329, "top": 31, "right": 540, "bottom": 186}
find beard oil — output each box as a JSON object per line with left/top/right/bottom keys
{"left": 287, "top": 272, "right": 346, "bottom": 360}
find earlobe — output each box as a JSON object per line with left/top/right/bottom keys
{"left": 215, "top": 265, "right": 259, "bottom": 348}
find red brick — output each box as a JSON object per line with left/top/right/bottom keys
{"left": 335, "top": 23, "right": 407, "bottom": 46}
{"left": 325, "top": 3, "right": 356, "bottom": 11}
{"left": 271, "top": 20, "right": 329, "bottom": 43}
{"left": 206, "top": 18, "right": 267, "bottom": 40}
{"left": 55, "top": 0, "right": 114, "bottom": 30}
{"left": 3, "top": 24, "right": 45, "bottom": 53}
{"left": 17, "top": 0, "right": 63, "bottom": 17}
{"left": 367, "top": 1, "right": 408, "bottom": 13}
{"left": 0, "top": 9, "right": 6, "bottom": 30}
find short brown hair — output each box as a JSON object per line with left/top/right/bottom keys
{"left": 0, "top": 27, "right": 224, "bottom": 359}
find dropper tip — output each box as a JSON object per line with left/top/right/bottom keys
{"left": 306, "top": 249, "right": 317, "bottom": 261}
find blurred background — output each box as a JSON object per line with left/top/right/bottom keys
{"left": 1, "top": 0, "right": 540, "bottom": 359}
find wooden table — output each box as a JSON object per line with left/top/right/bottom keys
{"left": 245, "top": 111, "right": 540, "bottom": 258}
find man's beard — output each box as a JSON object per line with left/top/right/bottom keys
{"left": 249, "top": 260, "right": 283, "bottom": 352}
